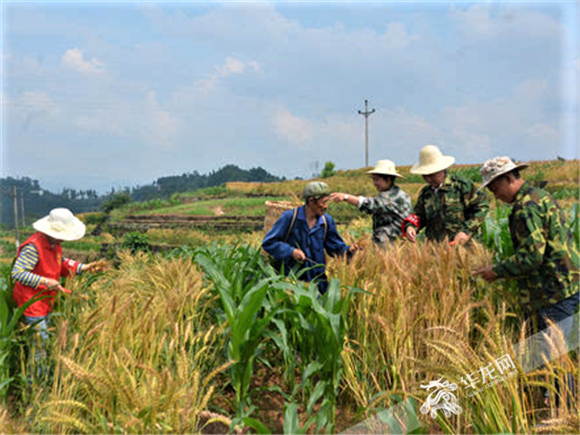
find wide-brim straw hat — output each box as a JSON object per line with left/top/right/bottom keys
{"left": 33, "top": 208, "right": 86, "bottom": 241}
{"left": 367, "top": 159, "right": 404, "bottom": 178}
{"left": 479, "top": 156, "right": 529, "bottom": 191}
{"left": 410, "top": 145, "right": 455, "bottom": 175}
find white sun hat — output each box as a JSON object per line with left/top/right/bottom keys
{"left": 32, "top": 208, "right": 86, "bottom": 241}
{"left": 410, "top": 145, "right": 455, "bottom": 175}
{"left": 479, "top": 156, "right": 529, "bottom": 191}
{"left": 367, "top": 159, "right": 404, "bottom": 178}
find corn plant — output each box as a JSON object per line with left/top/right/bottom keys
{"left": 265, "top": 278, "right": 360, "bottom": 433}
{"left": 194, "top": 244, "right": 280, "bottom": 421}
{"left": 0, "top": 263, "right": 50, "bottom": 401}
{"left": 480, "top": 203, "right": 514, "bottom": 261}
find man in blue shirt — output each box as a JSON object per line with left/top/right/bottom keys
{"left": 262, "top": 181, "right": 357, "bottom": 294}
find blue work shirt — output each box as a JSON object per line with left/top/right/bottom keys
{"left": 262, "top": 205, "right": 350, "bottom": 293}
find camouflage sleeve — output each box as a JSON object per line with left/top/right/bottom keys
{"left": 463, "top": 184, "right": 490, "bottom": 235}
{"left": 493, "top": 204, "right": 545, "bottom": 278}
{"left": 399, "top": 192, "right": 413, "bottom": 218}
{"left": 359, "top": 191, "right": 412, "bottom": 220}
{"left": 406, "top": 192, "right": 427, "bottom": 231}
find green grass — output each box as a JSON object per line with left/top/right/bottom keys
{"left": 64, "top": 240, "right": 103, "bottom": 253}
{"left": 134, "top": 196, "right": 288, "bottom": 217}
{"left": 222, "top": 197, "right": 290, "bottom": 216}
{"left": 135, "top": 202, "right": 216, "bottom": 215}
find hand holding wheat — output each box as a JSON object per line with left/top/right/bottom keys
{"left": 81, "top": 259, "right": 110, "bottom": 273}
{"left": 472, "top": 265, "right": 497, "bottom": 283}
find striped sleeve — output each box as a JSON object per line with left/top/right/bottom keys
{"left": 11, "top": 244, "right": 43, "bottom": 288}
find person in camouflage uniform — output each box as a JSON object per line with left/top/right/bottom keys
{"left": 403, "top": 145, "right": 490, "bottom": 245}
{"left": 473, "top": 157, "right": 579, "bottom": 406}
{"left": 473, "top": 156, "right": 579, "bottom": 323}
{"left": 330, "top": 160, "right": 412, "bottom": 248}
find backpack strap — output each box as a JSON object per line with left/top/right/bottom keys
{"left": 284, "top": 208, "right": 299, "bottom": 243}
{"left": 284, "top": 209, "right": 327, "bottom": 243}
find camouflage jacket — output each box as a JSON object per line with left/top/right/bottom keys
{"left": 359, "top": 185, "right": 412, "bottom": 246}
{"left": 410, "top": 174, "right": 490, "bottom": 242}
{"left": 493, "top": 182, "right": 579, "bottom": 314}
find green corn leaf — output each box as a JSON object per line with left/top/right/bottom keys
{"left": 5, "top": 293, "right": 52, "bottom": 336}
{"left": 302, "top": 361, "right": 323, "bottom": 384}
{"left": 314, "top": 400, "right": 331, "bottom": 433}
{"left": 242, "top": 417, "right": 271, "bottom": 435}
{"left": 323, "top": 278, "right": 341, "bottom": 312}
{"left": 232, "top": 281, "right": 271, "bottom": 346}
{"left": 307, "top": 380, "right": 327, "bottom": 415}
{"left": 195, "top": 254, "right": 235, "bottom": 321}
{"left": 0, "top": 292, "right": 9, "bottom": 331}
{"left": 283, "top": 403, "right": 300, "bottom": 435}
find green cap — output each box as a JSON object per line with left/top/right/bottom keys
{"left": 303, "top": 181, "right": 330, "bottom": 200}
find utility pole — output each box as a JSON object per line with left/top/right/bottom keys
{"left": 358, "top": 99, "right": 375, "bottom": 167}
{"left": 13, "top": 186, "right": 19, "bottom": 248}
{"left": 20, "top": 189, "right": 25, "bottom": 226}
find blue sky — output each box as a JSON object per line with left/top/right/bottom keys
{"left": 1, "top": 1, "right": 579, "bottom": 192}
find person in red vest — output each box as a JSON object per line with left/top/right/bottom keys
{"left": 11, "top": 208, "right": 102, "bottom": 376}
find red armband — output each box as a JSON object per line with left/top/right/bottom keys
{"left": 401, "top": 214, "right": 420, "bottom": 237}
{"left": 61, "top": 258, "right": 81, "bottom": 277}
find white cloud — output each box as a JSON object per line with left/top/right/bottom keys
{"left": 197, "top": 56, "right": 262, "bottom": 93}
{"left": 3, "top": 2, "right": 577, "bottom": 190}
{"left": 218, "top": 57, "right": 261, "bottom": 76}
{"left": 451, "top": 5, "right": 563, "bottom": 42}
{"left": 141, "top": 2, "right": 298, "bottom": 50}
{"left": 61, "top": 48, "right": 103, "bottom": 74}
{"left": 74, "top": 111, "right": 123, "bottom": 137}
{"left": 450, "top": 5, "right": 495, "bottom": 40}
{"left": 18, "top": 91, "right": 57, "bottom": 114}
{"left": 6, "top": 91, "right": 60, "bottom": 132}
{"left": 450, "top": 129, "right": 492, "bottom": 159}
{"left": 513, "top": 79, "right": 548, "bottom": 103}
{"left": 272, "top": 108, "right": 314, "bottom": 148}
{"left": 434, "top": 75, "right": 568, "bottom": 161}
{"left": 143, "top": 91, "right": 180, "bottom": 148}
{"left": 381, "top": 22, "right": 419, "bottom": 49}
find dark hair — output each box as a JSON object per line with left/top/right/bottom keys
{"left": 501, "top": 169, "right": 521, "bottom": 182}
{"left": 377, "top": 174, "right": 396, "bottom": 185}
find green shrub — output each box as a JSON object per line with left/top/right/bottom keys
{"left": 121, "top": 232, "right": 150, "bottom": 253}
{"left": 321, "top": 161, "right": 336, "bottom": 179}
{"left": 81, "top": 213, "right": 106, "bottom": 226}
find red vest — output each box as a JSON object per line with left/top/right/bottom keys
{"left": 13, "top": 232, "right": 78, "bottom": 317}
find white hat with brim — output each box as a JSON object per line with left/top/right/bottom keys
{"left": 367, "top": 159, "right": 404, "bottom": 178}
{"left": 410, "top": 145, "right": 455, "bottom": 175}
{"left": 479, "top": 156, "right": 529, "bottom": 191}
{"left": 33, "top": 208, "right": 86, "bottom": 241}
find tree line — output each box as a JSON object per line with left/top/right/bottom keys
{"left": 0, "top": 165, "right": 285, "bottom": 227}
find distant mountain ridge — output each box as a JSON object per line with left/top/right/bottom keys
{"left": 0, "top": 164, "right": 285, "bottom": 227}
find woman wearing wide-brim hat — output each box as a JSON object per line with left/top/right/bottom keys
{"left": 11, "top": 208, "right": 106, "bottom": 376}
{"left": 330, "top": 159, "right": 412, "bottom": 248}
{"left": 402, "top": 145, "right": 490, "bottom": 245}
